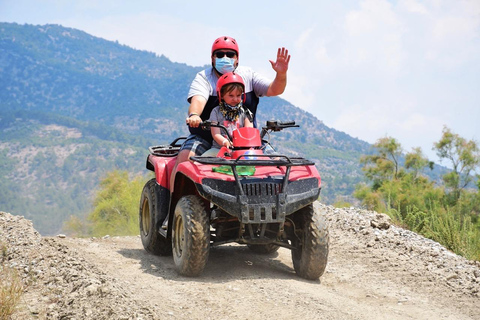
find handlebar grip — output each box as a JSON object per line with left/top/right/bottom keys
{"left": 279, "top": 121, "right": 296, "bottom": 126}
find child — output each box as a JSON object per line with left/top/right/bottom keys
{"left": 202, "top": 72, "right": 253, "bottom": 157}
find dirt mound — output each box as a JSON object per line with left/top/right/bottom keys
{"left": 1, "top": 204, "right": 479, "bottom": 319}
{"left": 1, "top": 212, "right": 157, "bottom": 319}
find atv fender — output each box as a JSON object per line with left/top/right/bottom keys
{"left": 146, "top": 154, "right": 174, "bottom": 230}
{"left": 146, "top": 154, "right": 174, "bottom": 189}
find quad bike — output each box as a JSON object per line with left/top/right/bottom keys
{"left": 139, "top": 120, "right": 329, "bottom": 280}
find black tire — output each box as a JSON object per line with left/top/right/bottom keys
{"left": 291, "top": 204, "right": 329, "bottom": 280}
{"left": 247, "top": 243, "right": 280, "bottom": 254}
{"left": 172, "top": 195, "right": 210, "bottom": 277}
{"left": 139, "top": 179, "right": 172, "bottom": 256}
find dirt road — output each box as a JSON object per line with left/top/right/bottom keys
{"left": 3, "top": 204, "right": 479, "bottom": 319}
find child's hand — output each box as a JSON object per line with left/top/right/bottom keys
{"left": 222, "top": 138, "right": 232, "bottom": 148}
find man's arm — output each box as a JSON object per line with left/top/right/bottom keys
{"left": 186, "top": 95, "right": 207, "bottom": 128}
{"left": 266, "top": 47, "right": 291, "bottom": 97}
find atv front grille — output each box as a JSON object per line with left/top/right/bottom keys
{"left": 242, "top": 182, "right": 283, "bottom": 196}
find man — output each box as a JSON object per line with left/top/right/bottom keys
{"left": 172, "top": 36, "right": 290, "bottom": 182}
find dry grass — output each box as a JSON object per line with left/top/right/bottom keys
{"left": 0, "top": 241, "right": 24, "bottom": 320}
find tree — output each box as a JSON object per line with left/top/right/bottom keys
{"left": 433, "top": 126, "right": 480, "bottom": 204}
{"left": 405, "top": 147, "right": 434, "bottom": 179}
{"left": 64, "top": 170, "right": 147, "bottom": 237}
{"left": 360, "top": 137, "right": 403, "bottom": 190}
{"left": 356, "top": 138, "right": 438, "bottom": 217}
{"left": 355, "top": 132, "right": 480, "bottom": 261}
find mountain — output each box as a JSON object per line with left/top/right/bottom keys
{"left": 1, "top": 22, "right": 378, "bottom": 235}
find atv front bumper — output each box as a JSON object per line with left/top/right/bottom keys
{"left": 196, "top": 177, "right": 320, "bottom": 223}
{"left": 191, "top": 156, "right": 321, "bottom": 223}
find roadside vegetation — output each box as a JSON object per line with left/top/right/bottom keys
{"left": 64, "top": 171, "right": 147, "bottom": 237}
{"left": 0, "top": 241, "right": 24, "bottom": 319}
{"left": 352, "top": 126, "right": 480, "bottom": 261}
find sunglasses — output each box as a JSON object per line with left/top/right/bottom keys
{"left": 214, "top": 51, "right": 237, "bottom": 58}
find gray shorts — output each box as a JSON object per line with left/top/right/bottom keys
{"left": 179, "top": 134, "right": 212, "bottom": 156}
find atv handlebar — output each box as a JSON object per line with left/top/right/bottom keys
{"left": 263, "top": 120, "right": 299, "bottom": 131}
{"left": 200, "top": 120, "right": 299, "bottom": 142}
{"left": 200, "top": 121, "right": 233, "bottom": 142}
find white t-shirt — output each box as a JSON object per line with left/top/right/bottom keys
{"left": 187, "top": 66, "right": 271, "bottom": 102}
{"left": 187, "top": 66, "right": 271, "bottom": 141}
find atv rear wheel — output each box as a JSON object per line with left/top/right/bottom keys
{"left": 247, "top": 243, "right": 280, "bottom": 254}
{"left": 172, "top": 195, "right": 210, "bottom": 277}
{"left": 291, "top": 204, "right": 329, "bottom": 280}
{"left": 139, "top": 179, "right": 172, "bottom": 256}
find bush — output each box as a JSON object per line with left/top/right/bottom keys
{"left": 424, "top": 209, "right": 480, "bottom": 261}
{"left": 0, "top": 241, "right": 24, "bottom": 319}
{"left": 356, "top": 134, "right": 480, "bottom": 262}
{"left": 64, "top": 170, "right": 148, "bottom": 237}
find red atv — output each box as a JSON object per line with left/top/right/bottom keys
{"left": 139, "top": 120, "right": 329, "bottom": 280}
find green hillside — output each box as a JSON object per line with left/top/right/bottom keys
{"left": 0, "top": 22, "right": 374, "bottom": 235}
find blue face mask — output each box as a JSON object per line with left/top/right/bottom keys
{"left": 215, "top": 57, "right": 236, "bottom": 74}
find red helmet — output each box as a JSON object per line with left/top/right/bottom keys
{"left": 216, "top": 72, "right": 245, "bottom": 103}
{"left": 212, "top": 36, "right": 239, "bottom": 57}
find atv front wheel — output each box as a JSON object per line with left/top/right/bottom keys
{"left": 291, "top": 204, "right": 329, "bottom": 280}
{"left": 172, "top": 195, "right": 210, "bottom": 277}
{"left": 139, "top": 179, "right": 172, "bottom": 256}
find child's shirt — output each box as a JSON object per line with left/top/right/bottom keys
{"left": 208, "top": 106, "right": 249, "bottom": 149}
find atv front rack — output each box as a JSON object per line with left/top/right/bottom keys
{"left": 191, "top": 154, "right": 315, "bottom": 196}
{"left": 191, "top": 154, "right": 314, "bottom": 168}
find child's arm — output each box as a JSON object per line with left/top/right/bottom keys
{"left": 210, "top": 107, "right": 231, "bottom": 148}
{"left": 212, "top": 127, "right": 231, "bottom": 148}
{"left": 243, "top": 108, "right": 254, "bottom": 128}
{"left": 244, "top": 117, "right": 253, "bottom": 128}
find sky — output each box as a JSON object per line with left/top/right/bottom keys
{"left": 1, "top": 0, "right": 479, "bottom": 165}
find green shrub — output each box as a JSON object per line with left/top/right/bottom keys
{"left": 0, "top": 242, "right": 24, "bottom": 319}
{"left": 356, "top": 133, "right": 480, "bottom": 262}
{"left": 64, "top": 170, "right": 148, "bottom": 237}
{"left": 424, "top": 209, "right": 480, "bottom": 261}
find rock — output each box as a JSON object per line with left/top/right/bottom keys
{"left": 370, "top": 213, "right": 391, "bottom": 230}
{"left": 446, "top": 274, "right": 459, "bottom": 281}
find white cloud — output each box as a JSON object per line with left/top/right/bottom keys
{"left": 332, "top": 102, "right": 445, "bottom": 160}
{"left": 331, "top": 103, "right": 394, "bottom": 143}
{"left": 400, "top": 0, "right": 428, "bottom": 14}
{"left": 344, "top": 0, "right": 401, "bottom": 36}
{"left": 419, "top": 1, "right": 480, "bottom": 68}
{"left": 295, "top": 27, "right": 315, "bottom": 50}
{"left": 281, "top": 73, "right": 316, "bottom": 112}
{"left": 341, "top": 0, "right": 407, "bottom": 75}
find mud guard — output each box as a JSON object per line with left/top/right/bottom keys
{"left": 146, "top": 155, "right": 172, "bottom": 232}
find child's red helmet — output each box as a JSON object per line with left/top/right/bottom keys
{"left": 216, "top": 72, "right": 245, "bottom": 103}
{"left": 212, "top": 36, "right": 239, "bottom": 57}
